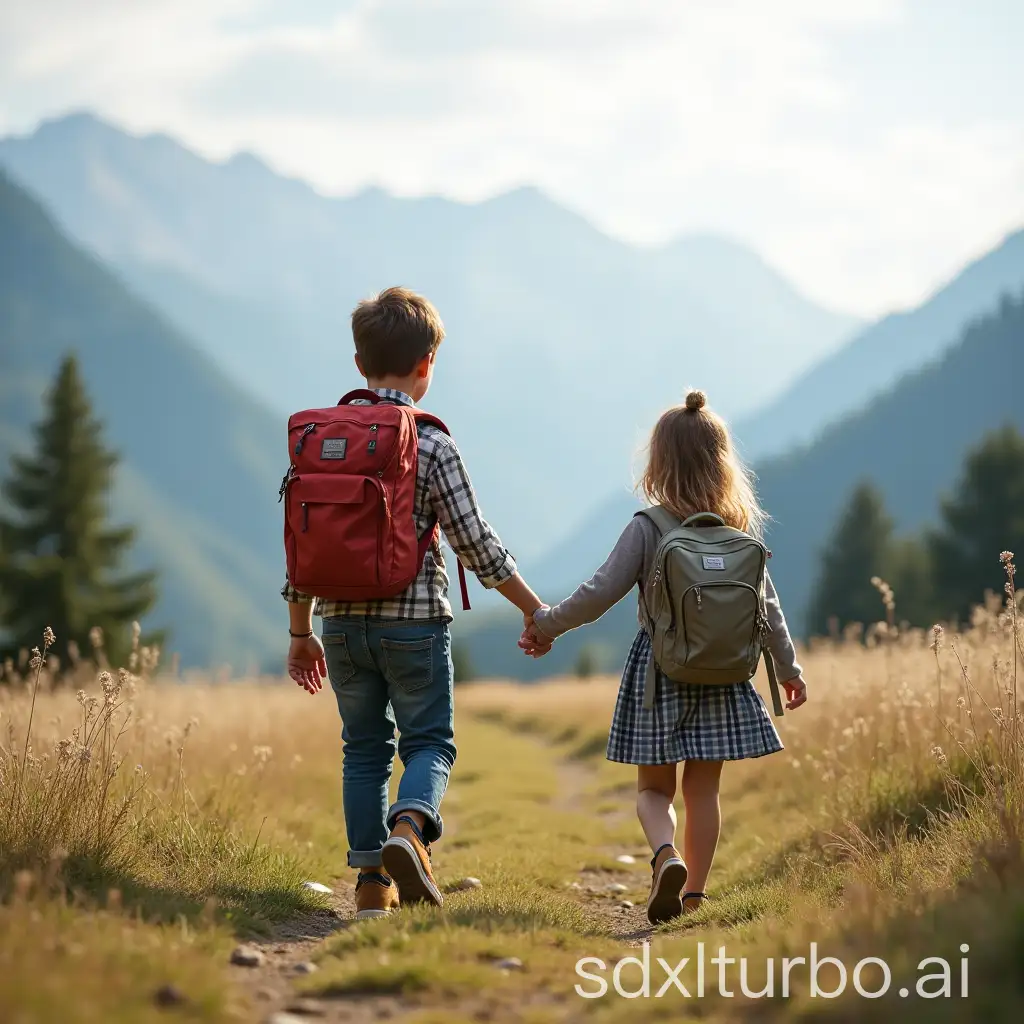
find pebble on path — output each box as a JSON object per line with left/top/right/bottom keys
{"left": 292, "top": 961, "right": 319, "bottom": 975}
{"left": 301, "top": 881, "right": 334, "bottom": 894}
{"left": 619, "top": 900, "right": 634, "bottom": 909}
{"left": 606, "top": 882, "right": 628, "bottom": 894}
{"left": 495, "top": 957, "right": 524, "bottom": 971}
{"left": 267, "top": 1014, "right": 307, "bottom": 1024}
{"left": 285, "top": 999, "right": 328, "bottom": 1017}
{"left": 230, "top": 944, "right": 266, "bottom": 968}
{"left": 153, "top": 984, "right": 186, "bottom": 1007}
{"left": 454, "top": 876, "right": 483, "bottom": 891}
{"left": 616, "top": 854, "right": 637, "bottom": 864}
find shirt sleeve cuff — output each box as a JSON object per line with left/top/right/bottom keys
{"left": 532, "top": 606, "right": 562, "bottom": 639}
{"left": 281, "top": 581, "right": 314, "bottom": 604}
{"left": 473, "top": 550, "right": 518, "bottom": 590}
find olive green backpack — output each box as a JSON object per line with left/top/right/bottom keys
{"left": 636, "top": 508, "right": 784, "bottom": 717}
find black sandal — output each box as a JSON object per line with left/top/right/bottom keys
{"left": 681, "top": 891, "right": 709, "bottom": 913}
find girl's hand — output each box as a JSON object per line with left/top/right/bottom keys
{"left": 783, "top": 676, "right": 807, "bottom": 710}
{"left": 519, "top": 617, "right": 553, "bottom": 658}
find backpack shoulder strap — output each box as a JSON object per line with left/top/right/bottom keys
{"left": 338, "top": 388, "right": 383, "bottom": 405}
{"left": 635, "top": 505, "right": 681, "bottom": 538}
{"left": 410, "top": 409, "right": 453, "bottom": 437}
{"left": 406, "top": 408, "right": 470, "bottom": 611}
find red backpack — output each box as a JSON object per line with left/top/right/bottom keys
{"left": 281, "top": 390, "right": 469, "bottom": 607}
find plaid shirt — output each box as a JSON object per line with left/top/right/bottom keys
{"left": 281, "top": 388, "right": 516, "bottom": 620}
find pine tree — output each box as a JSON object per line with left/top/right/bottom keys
{"left": 806, "top": 481, "right": 894, "bottom": 637}
{"left": 0, "top": 355, "right": 157, "bottom": 669}
{"left": 928, "top": 424, "right": 1024, "bottom": 623}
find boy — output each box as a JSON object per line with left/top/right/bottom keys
{"left": 283, "top": 286, "right": 544, "bottom": 919}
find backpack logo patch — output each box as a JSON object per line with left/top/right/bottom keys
{"left": 702, "top": 555, "right": 725, "bottom": 571}
{"left": 320, "top": 438, "right": 348, "bottom": 460}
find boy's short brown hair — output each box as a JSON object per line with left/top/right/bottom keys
{"left": 351, "top": 287, "right": 445, "bottom": 378}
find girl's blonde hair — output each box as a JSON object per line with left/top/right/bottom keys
{"left": 639, "top": 389, "right": 767, "bottom": 539}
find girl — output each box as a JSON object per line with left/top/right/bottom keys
{"left": 521, "top": 390, "right": 807, "bottom": 925}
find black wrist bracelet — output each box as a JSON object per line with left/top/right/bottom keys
{"left": 289, "top": 630, "right": 314, "bottom": 639}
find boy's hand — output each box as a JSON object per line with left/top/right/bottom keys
{"left": 783, "top": 676, "right": 807, "bottom": 710}
{"left": 518, "top": 614, "right": 553, "bottom": 658}
{"left": 288, "top": 635, "right": 327, "bottom": 695}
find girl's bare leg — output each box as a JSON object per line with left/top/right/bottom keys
{"left": 680, "top": 759, "right": 724, "bottom": 899}
{"left": 636, "top": 764, "right": 679, "bottom": 852}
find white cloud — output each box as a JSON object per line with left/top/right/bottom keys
{"left": 1, "top": 0, "right": 1023, "bottom": 315}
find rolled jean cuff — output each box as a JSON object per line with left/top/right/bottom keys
{"left": 387, "top": 799, "right": 444, "bottom": 844}
{"left": 346, "top": 847, "right": 386, "bottom": 868}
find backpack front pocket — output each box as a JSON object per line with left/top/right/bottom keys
{"left": 287, "top": 473, "right": 386, "bottom": 589}
{"left": 680, "top": 581, "right": 760, "bottom": 677}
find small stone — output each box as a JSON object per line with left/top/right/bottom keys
{"left": 274, "top": 945, "right": 289, "bottom": 953}
{"left": 267, "top": 1014, "right": 306, "bottom": 1024}
{"left": 455, "top": 876, "right": 483, "bottom": 891}
{"left": 619, "top": 900, "right": 634, "bottom": 909}
{"left": 154, "top": 984, "right": 186, "bottom": 1007}
{"left": 615, "top": 854, "right": 636, "bottom": 864}
{"left": 292, "top": 961, "right": 319, "bottom": 975}
{"left": 231, "top": 944, "right": 265, "bottom": 968}
{"left": 567, "top": 882, "right": 582, "bottom": 890}
{"left": 495, "top": 957, "right": 524, "bottom": 971}
{"left": 285, "top": 999, "right": 327, "bottom": 1017}
{"left": 606, "top": 882, "right": 628, "bottom": 894}
{"left": 301, "top": 881, "right": 333, "bottom": 894}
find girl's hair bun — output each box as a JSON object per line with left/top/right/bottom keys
{"left": 684, "top": 389, "right": 707, "bottom": 412}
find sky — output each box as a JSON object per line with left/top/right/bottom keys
{"left": 1, "top": 0, "right": 1023, "bottom": 318}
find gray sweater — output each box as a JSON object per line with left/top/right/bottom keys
{"left": 532, "top": 515, "right": 802, "bottom": 681}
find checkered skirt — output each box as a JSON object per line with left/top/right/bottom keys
{"left": 607, "top": 630, "right": 784, "bottom": 765}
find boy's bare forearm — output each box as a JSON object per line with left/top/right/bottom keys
{"left": 496, "top": 574, "right": 544, "bottom": 617}
{"left": 288, "top": 601, "right": 314, "bottom": 634}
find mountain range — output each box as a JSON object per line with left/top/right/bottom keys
{"left": 1, "top": 112, "right": 1022, "bottom": 675}
{"left": 453, "top": 288, "right": 1024, "bottom": 680}
{"left": 0, "top": 170, "right": 285, "bottom": 668}
{"left": 0, "top": 112, "right": 858, "bottom": 559}
{"left": 734, "top": 228, "right": 1024, "bottom": 461}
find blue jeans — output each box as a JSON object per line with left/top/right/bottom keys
{"left": 321, "top": 617, "right": 456, "bottom": 868}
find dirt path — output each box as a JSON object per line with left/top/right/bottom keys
{"left": 231, "top": 725, "right": 651, "bottom": 1020}
{"left": 537, "top": 734, "right": 658, "bottom": 946}
{"left": 230, "top": 882, "right": 412, "bottom": 1023}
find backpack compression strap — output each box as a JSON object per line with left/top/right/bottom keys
{"left": 763, "top": 649, "right": 785, "bottom": 717}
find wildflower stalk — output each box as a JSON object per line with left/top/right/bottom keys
{"left": 10, "top": 628, "right": 55, "bottom": 828}
{"left": 1000, "top": 552, "right": 1018, "bottom": 768}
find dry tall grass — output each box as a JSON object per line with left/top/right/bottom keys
{"left": 0, "top": 554, "right": 1020, "bottom": 1022}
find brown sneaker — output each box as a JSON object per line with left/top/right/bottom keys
{"left": 646, "top": 844, "right": 688, "bottom": 924}
{"left": 381, "top": 815, "right": 443, "bottom": 907}
{"left": 354, "top": 871, "right": 400, "bottom": 920}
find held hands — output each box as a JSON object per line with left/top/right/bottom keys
{"left": 783, "top": 675, "right": 808, "bottom": 711}
{"left": 518, "top": 608, "right": 554, "bottom": 658}
{"left": 287, "top": 634, "right": 327, "bottom": 694}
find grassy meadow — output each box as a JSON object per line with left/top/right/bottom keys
{"left": 1, "top": 564, "right": 1023, "bottom": 1023}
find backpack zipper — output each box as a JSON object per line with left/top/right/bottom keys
{"left": 679, "top": 581, "right": 761, "bottom": 665}
{"left": 294, "top": 422, "right": 317, "bottom": 454}
{"left": 368, "top": 422, "right": 378, "bottom": 453}
{"left": 301, "top": 502, "right": 309, "bottom": 532}
{"left": 695, "top": 585, "right": 702, "bottom": 610}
